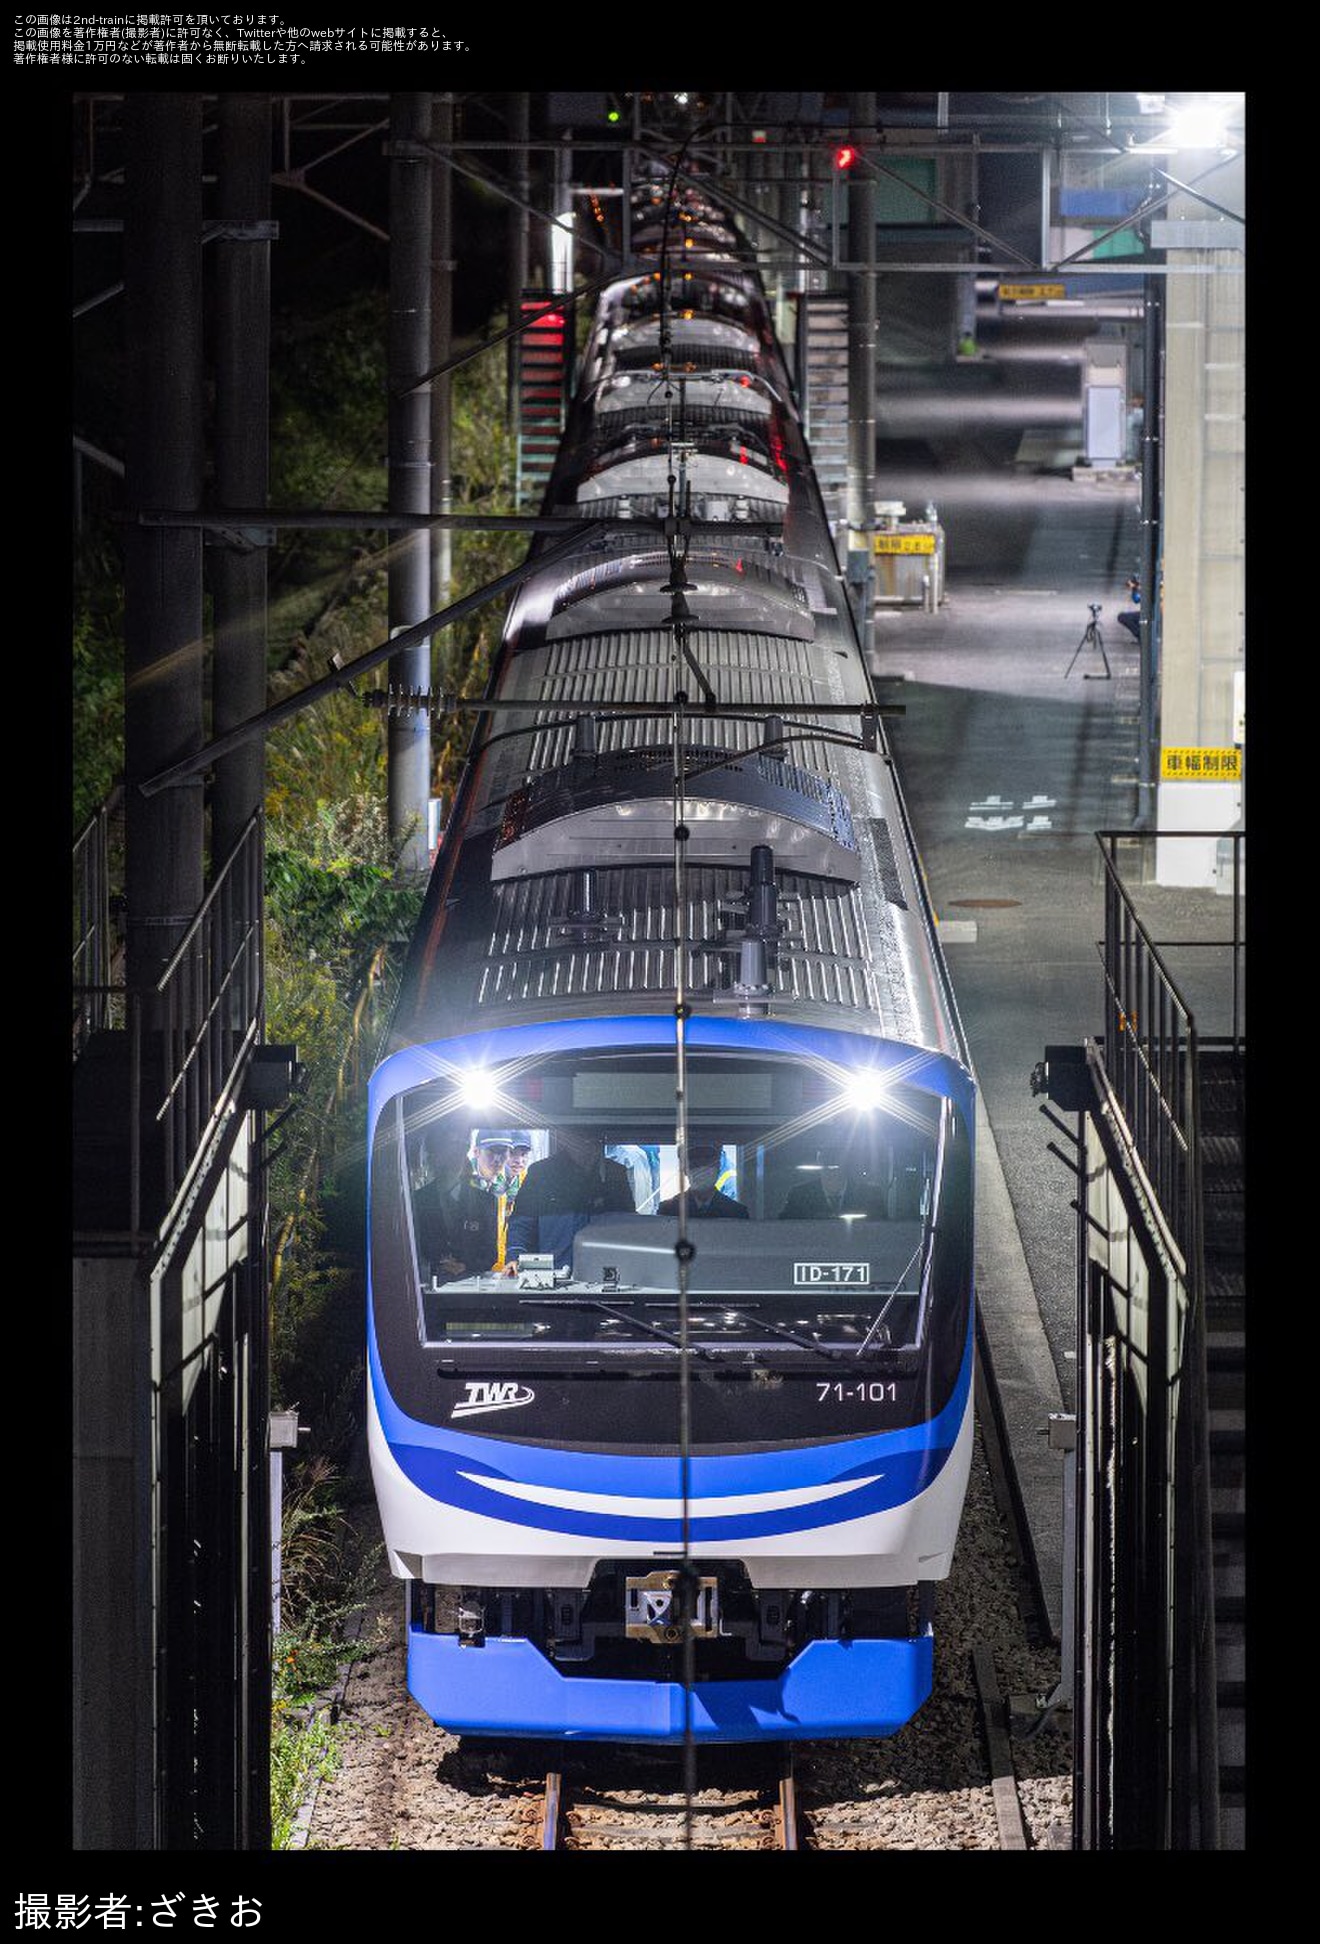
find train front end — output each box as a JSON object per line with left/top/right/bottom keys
{"left": 367, "top": 1014, "right": 974, "bottom": 1744}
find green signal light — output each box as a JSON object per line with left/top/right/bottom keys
{"left": 607, "top": 109, "right": 621, "bottom": 123}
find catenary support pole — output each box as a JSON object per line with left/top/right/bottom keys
{"left": 507, "top": 91, "right": 530, "bottom": 439}
{"left": 1136, "top": 265, "right": 1163, "bottom": 829}
{"left": 212, "top": 94, "right": 276, "bottom": 1854}
{"left": 124, "top": 92, "right": 206, "bottom": 1003}
{"left": 431, "top": 93, "right": 455, "bottom": 625}
{"left": 212, "top": 92, "right": 271, "bottom": 878}
{"left": 846, "top": 93, "right": 876, "bottom": 655}
{"left": 387, "top": 92, "right": 434, "bottom": 876}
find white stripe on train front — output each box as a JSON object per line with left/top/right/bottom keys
{"left": 369, "top": 1370, "right": 973, "bottom": 1581}
{"left": 455, "top": 1471, "right": 884, "bottom": 1519}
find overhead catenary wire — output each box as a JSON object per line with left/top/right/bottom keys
{"left": 655, "top": 124, "right": 711, "bottom": 1850}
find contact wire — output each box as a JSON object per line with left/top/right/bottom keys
{"left": 672, "top": 686, "right": 698, "bottom": 1847}
{"left": 656, "top": 137, "right": 703, "bottom": 1848}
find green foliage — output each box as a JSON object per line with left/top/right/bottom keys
{"left": 262, "top": 302, "right": 524, "bottom": 821}
{"left": 262, "top": 781, "right": 420, "bottom": 1340}
{"left": 267, "top": 286, "right": 390, "bottom": 660}
{"left": 429, "top": 313, "right": 524, "bottom": 813}
{"left": 276, "top": 1455, "right": 355, "bottom": 1633}
{"left": 264, "top": 954, "right": 346, "bottom": 1104}
{"left": 270, "top": 1704, "right": 340, "bottom": 1851}
{"left": 67, "top": 264, "right": 571, "bottom": 1845}
{"left": 267, "top": 799, "right": 421, "bottom": 969}
{"left": 268, "top": 1200, "right": 367, "bottom": 1466}
{"left": 260, "top": 785, "right": 416, "bottom": 1291}
{"left": 268, "top": 1458, "right": 380, "bottom": 1849}
{"left": 71, "top": 284, "right": 528, "bottom": 837}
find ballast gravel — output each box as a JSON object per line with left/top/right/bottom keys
{"left": 299, "top": 1427, "right": 1072, "bottom": 1852}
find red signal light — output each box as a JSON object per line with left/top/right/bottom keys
{"left": 834, "top": 144, "right": 858, "bottom": 171}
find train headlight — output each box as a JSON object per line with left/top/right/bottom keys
{"left": 843, "top": 1070, "right": 891, "bottom": 1113}
{"left": 459, "top": 1069, "right": 499, "bottom": 1112}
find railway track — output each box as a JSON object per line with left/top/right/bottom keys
{"left": 300, "top": 1428, "right": 1071, "bottom": 1851}
{"left": 534, "top": 1744, "right": 803, "bottom": 1851}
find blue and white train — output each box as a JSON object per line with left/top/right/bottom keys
{"left": 366, "top": 168, "right": 975, "bottom": 1743}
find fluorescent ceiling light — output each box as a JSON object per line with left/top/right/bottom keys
{"left": 1165, "top": 101, "right": 1231, "bottom": 149}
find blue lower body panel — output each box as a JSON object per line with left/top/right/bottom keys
{"left": 408, "top": 1627, "right": 934, "bottom": 1743}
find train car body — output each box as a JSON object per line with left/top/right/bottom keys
{"left": 366, "top": 174, "right": 975, "bottom": 1744}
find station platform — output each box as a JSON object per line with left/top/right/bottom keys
{"left": 863, "top": 304, "right": 1237, "bottom": 1642}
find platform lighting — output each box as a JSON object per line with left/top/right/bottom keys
{"left": 1163, "top": 100, "right": 1232, "bottom": 149}
{"left": 1129, "top": 92, "right": 1243, "bottom": 156}
{"left": 551, "top": 207, "right": 575, "bottom": 291}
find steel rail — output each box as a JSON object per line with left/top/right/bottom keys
{"left": 540, "top": 1769, "right": 563, "bottom": 1851}
{"left": 971, "top": 1644, "right": 1030, "bottom": 1851}
{"left": 536, "top": 1751, "right": 805, "bottom": 1851}
{"left": 776, "top": 1745, "right": 801, "bottom": 1850}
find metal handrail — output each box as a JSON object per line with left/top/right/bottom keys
{"left": 1096, "top": 859, "right": 1196, "bottom": 1264}
{"left": 71, "top": 784, "right": 124, "bottom": 1053}
{"left": 72, "top": 808, "right": 265, "bottom": 1235}
{"left": 1098, "top": 829, "right": 1244, "bottom": 1059}
{"left": 1094, "top": 828, "right": 1244, "bottom": 1264}
{"left": 152, "top": 812, "right": 265, "bottom": 1225}
{"left": 1087, "top": 826, "right": 1242, "bottom": 1848}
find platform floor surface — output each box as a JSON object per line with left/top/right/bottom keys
{"left": 864, "top": 302, "right": 1238, "bottom": 1636}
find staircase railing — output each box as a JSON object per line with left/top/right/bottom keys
{"left": 72, "top": 784, "right": 123, "bottom": 1055}
{"left": 73, "top": 807, "right": 264, "bottom": 1234}
{"left": 1084, "top": 827, "right": 1244, "bottom": 1848}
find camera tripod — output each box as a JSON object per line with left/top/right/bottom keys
{"left": 1065, "top": 603, "right": 1112, "bottom": 680}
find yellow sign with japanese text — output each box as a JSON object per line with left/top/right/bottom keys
{"left": 873, "top": 533, "right": 935, "bottom": 555}
{"left": 1160, "top": 747, "right": 1242, "bottom": 782}
{"left": 998, "top": 283, "right": 1066, "bottom": 302}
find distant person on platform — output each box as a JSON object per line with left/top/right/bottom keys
{"left": 658, "top": 1141, "right": 749, "bottom": 1219}
{"left": 504, "top": 1128, "right": 635, "bottom": 1271}
{"left": 1117, "top": 576, "right": 1141, "bottom": 642}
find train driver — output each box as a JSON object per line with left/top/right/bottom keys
{"left": 504, "top": 1127, "right": 635, "bottom": 1272}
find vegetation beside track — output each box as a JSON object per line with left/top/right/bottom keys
{"left": 262, "top": 291, "right": 523, "bottom": 1840}
{"left": 72, "top": 282, "right": 527, "bottom": 1844}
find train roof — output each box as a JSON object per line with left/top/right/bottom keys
{"left": 385, "top": 190, "right": 967, "bottom": 1074}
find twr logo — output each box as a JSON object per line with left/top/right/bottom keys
{"left": 451, "top": 1381, "right": 537, "bottom": 1420}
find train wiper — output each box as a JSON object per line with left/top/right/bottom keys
{"left": 855, "top": 1244, "right": 925, "bottom": 1357}
{"left": 674, "top": 1302, "right": 850, "bottom": 1363}
{"left": 518, "top": 1297, "right": 899, "bottom": 1365}
{"left": 517, "top": 1296, "right": 721, "bottom": 1360}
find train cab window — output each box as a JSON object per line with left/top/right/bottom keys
{"left": 376, "top": 1048, "right": 968, "bottom": 1356}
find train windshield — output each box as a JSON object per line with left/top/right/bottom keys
{"left": 378, "top": 1048, "right": 968, "bottom": 1356}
